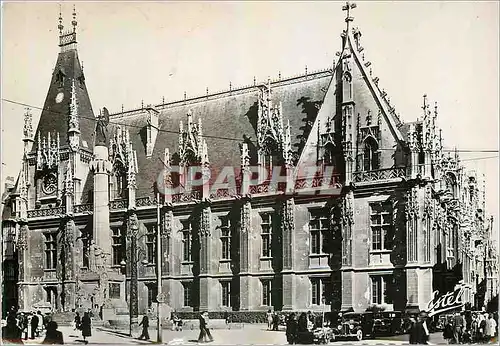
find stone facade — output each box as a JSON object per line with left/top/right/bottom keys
{"left": 2, "top": 5, "right": 498, "bottom": 320}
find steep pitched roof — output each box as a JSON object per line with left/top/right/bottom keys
{"left": 347, "top": 33, "right": 405, "bottom": 143}
{"left": 295, "top": 26, "right": 407, "bottom": 172}
{"left": 108, "top": 71, "right": 332, "bottom": 198}
{"left": 32, "top": 48, "right": 96, "bottom": 152}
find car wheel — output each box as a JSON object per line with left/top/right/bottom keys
{"left": 356, "top": 329, "right": 363, "bottom": 341}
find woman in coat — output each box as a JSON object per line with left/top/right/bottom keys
{"left": 80, "top": 312, "right": 92, "bottom": 344}
{"left": 285, "top": 313, "right": 298, "bottom": 344}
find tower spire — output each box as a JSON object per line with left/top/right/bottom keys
{"left": 58, "top": 4, "right": 64, "bottom": 35}
{"left": 72, "top": 4, "right": 78, "bottom": 33}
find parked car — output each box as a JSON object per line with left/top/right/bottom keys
{"left": 332, "top": 312, "right": 375, "bottom": 341}
{"left": 372, "top": 311, "right": 403, "bottom": 336}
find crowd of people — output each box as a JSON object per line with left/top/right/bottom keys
{"left": 266, "top": 309, "right": 285, "bottom": 331}
{"left": 1, "top": 307, "right": 93, "bottom": 345}
{"left": 442, "top": 311, "right": 498, "bottom": 344}
{"left": 284, "top": 311, "right": 321, "bottom": 344}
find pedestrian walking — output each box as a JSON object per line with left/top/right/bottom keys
{"left": 16, "top": 313, "right": 27, "bottom": 340}
{"left": 203, "top": 312, "right": 213, "bottom": 342}
{"left": 442, "top": 317, "right": 454, "bottom": 344}
{"left": 272, "top": 312, "right": 279, "bottom": 331}
{"left": 223, "top": 310, "right": 229, "bottom": 327}
{"left": 197, "top": 311, "right": 213, "bottom": 343}
{"left": 80, "top": 312, "right": 92, "bottom": 344}
{"left": 266, "top": 309, "right": 273, "bottom": 330}
{"left": 485, "top": 313, "right": 497, "bottom": 342}
{"left": 30, "top": 312, "right": 39, "bottom": 339}
{"left": 138, "top": 315, "right": 150, "bottom": 340}
{"left": 415, "top": 311, "right": 430, "bottom": 344}
{"left": 36, "top": 311, "right": 44, "bottom": 336}
{"left": 73, "top": 312, "right": 81, "bottom": 331}
{"left": 297, "top": 312, "right": 313, "bottom": 344}
{"left": 42, "top": 321, "right": 64, "bottom": 345}
{"left": 2, "top": 316, "right": 24, "bottom": 344}
{"left": 409, "top": 316, "right": 418, "bottom": 344}
{"left": 452, "top": 312, "right": 465, "bottom": 344}
{"left": 285, "top": 313, "right": 298, "bottom": 345}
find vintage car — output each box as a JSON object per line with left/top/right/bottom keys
{"left": 372, "top": 311, "right": 403, "bottom": 336}
{"left": 332, "top": 312, "right": 374, "bottom": 341}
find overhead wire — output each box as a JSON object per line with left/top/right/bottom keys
{"left": 2, "top": 98, "right": 499, "bottom": 153}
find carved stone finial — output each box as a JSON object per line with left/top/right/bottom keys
{"left": 58, "top": 4, "right": 64, "bottom": 35}
{"left": 23, "top": 108, "right": 33, "bottom": 141}
{"left": 72, "top": 4, "right": 78, "bottom": 32}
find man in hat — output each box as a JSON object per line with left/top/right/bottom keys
{"left": 416, "top": 311, "right": 430, "bottom": 344}
{"left": 452, "top": 311, "right": 465, "bottom": 343}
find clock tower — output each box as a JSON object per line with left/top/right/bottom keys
{"left": 32, "top": 5, "right": 96, "bottom": 155}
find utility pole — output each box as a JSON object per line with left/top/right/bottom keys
{"left": 156, "top": 192, "right": 163, "bottom": 343}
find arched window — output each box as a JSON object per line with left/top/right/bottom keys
{"left": 363, "top": 137, "right": 379, "bottom": 171}
{"left": 323, "top": 143, "right": 336, "bottom": 167}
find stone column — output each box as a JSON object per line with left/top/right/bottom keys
{"left": 281, "top": 195, "right": 295, "bottom": 310}
{"left": 238, "top": 195, "right": 253, "bottom": 310}
{"left": 16, "top": 219, "right": 29, "bottom": 311}
{"left": 341, "top": 191, "right": 354, "bottom": 310}
{"left": 90, "top": 145, "right": 112, "bottom": 255}
{"left": 198, "top": 200, "right": 213, "bottom": 311}
{"left": 61, "top": 214, "right": 77, "bottom": 311}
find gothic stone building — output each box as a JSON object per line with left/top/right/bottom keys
{"left": 2, "top": 7, "right": 497, "bottom": 319}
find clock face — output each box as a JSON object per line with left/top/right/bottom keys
{"left": 55, "top": 92, "right": 64, "bottom": 104}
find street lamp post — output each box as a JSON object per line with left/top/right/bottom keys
{"left": 126, "top": 211, "right": 142, "bottom": 337}
{"left": 156, "top": 193, "right": 163, "bottom": 343}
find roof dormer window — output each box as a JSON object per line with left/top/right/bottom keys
{"left": 55, "top": 70, "right": 65, "bottom": 88}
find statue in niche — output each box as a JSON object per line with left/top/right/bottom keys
{"left": 95, "top": 107, "right": 110, "bottom": 146}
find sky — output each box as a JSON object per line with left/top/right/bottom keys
{"left": 1, "top": 1, "right": 499, "bottom": 237}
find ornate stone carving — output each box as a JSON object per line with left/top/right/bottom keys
{"left": 127, "top": 145, "right": 138, "bottom": 189}
{"left": 162, "top": 208, "right": 173, "bottom": 238}
{"left": 64, "top": 161, "right": 73, "bottom": 196}
{"left": 200, "top": 200, "right": 212, "bottom": 237}
{"left": 109, "top": 126, "right": 138, "bottom": 189}
{"left": 256, "top": 79, "right": 291, "bottom": 167}
{"left": 179, "top": 110, "right": 209, "bottom": 167}
{"left": 240, "top": 142, "right": 250, "bottom": 174}
{"left": 36, "top": 132, "right": 60, "bottom": 171}
{"left": 281, "top": 196, "right": 295, "bottom": 269}
{"left": 341, "top": 193, "right": 354, "bottom": 227}
{"left": 68, "top": 79, "right": 80, "bottom": 151}
{"left": 23, "top": 108, "right": 33, "bottom": 141}
{"left": 16, "top": 220, "right": 29, "bottom": 250}
{"left": 95, "top": 107, "right": 109, "bottom": 146}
